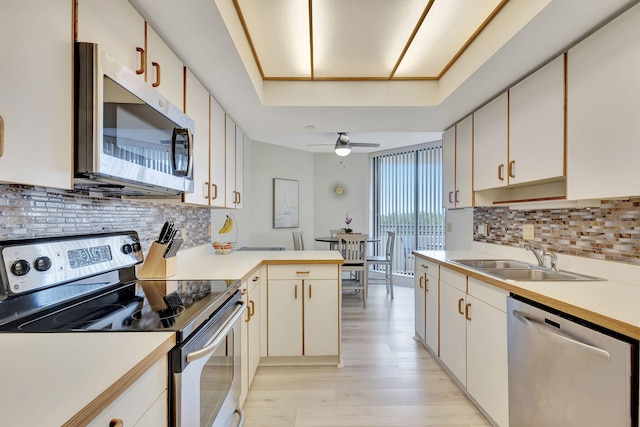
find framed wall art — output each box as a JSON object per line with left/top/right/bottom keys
{"left": 273, "top": 178, "right": 299, "bottom": 228}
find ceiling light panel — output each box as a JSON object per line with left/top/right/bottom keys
{"left": 236, "top": 0, "right": 311, "bottom": 78}
{"left": 395, "top": 0, "right": 505, "bottom": 78}
{"left": 313, "top": 0, "right": 426, "bottom": 78}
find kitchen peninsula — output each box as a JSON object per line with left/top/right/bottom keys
{"left": 0, "top": 247, "right": 343, "bottom": 427}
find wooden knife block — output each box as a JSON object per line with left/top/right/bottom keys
{"left": 138, "top": 242, "right": 177, "bottom": 279}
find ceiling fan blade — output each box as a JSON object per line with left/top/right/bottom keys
{"left": 306, "top": 143, "right": 335, "bottom": 147}
{"left": 350, "top": 142, "right": 380, "bottom": 147}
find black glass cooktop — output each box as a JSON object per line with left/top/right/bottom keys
{"left": 0, "top": 277, "right": 241, "bottom": 342}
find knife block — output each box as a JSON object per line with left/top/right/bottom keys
{"left": 137, "top": 242, "right": 177, "bottom": 279}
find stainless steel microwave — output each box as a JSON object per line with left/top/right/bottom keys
{"left": 74, "top": 42, "right": 195, "bottom": 196}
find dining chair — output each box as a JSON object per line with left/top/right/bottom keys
{"left": 329, "top": 229, "right": 341, "bottom": 250}
{"left": 292, "top": 231, "right": 304, "bottom": 250}
{"left": 337, "top": 233, "right": 368, "bottom": 308}
{"left": 367, "top": 231, "right": 395, "bottom": 299}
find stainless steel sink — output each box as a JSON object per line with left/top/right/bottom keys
{"left": 449, "top": 259, "right": 531, "bottom": 269}
{"left": 482, "top": 268, "right": 603, "bottom": 281}
{"left": 448, "top": 258, "right": 604, "bottom": 281}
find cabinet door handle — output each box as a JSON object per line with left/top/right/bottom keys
{"left": 252, "top": 276, "right": 260, "bottom": 283}
{"left": 308, "top": 284, "right": 312, "bottom": 299}
{"left": 419, "top": 276, "right": 424, "bottom": 289}
{"left": 236, "top": 191, "right": 241, "bottom": 204}
{"left": 203, "top": 182, "right": 210, "bottom": 199}
{"left": 465, "top": 303, "right": 472, "bottom": 321}
{"left": 421, "top": 264, "right": 429, "bottom": 269}
{"left": 457, "top": 298, "right": 464, "bottom": 315}
{"left": 211, "top": 183, "right": 218, "bottom": 200}
{"left": 110, "top": 418, "right": 124, "bottom": 427}
{"left": 294, "top": 284, "right": 298, "bottom": 299}
{"left": 455, "top": 190, "right": 459, "bottom": 203}
{"left": 0, "top": 114, "right": 4, "bottom": 158}
{"left": 498, "top": 164, "right": 505, "bottom": 181}
{"left": 136, "top": 47, "right": 145, "bottom": 74}
{"left": 508, "top": 160, "right": 516, "bottom": 178}
{"left": 296, "top": 271, "right": 310, "bottom": 275}
{"left": 249, "top": 300, "right": 255, "bottom": 317}
{"left": 152, "top": 61, "right": 161, "bottom": 87}
{"left": 448, "top": 191, "right": 453, "bottom": 204}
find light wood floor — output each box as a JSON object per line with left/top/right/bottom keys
{"left": 243, "top": 284, "right": 491, "bottom": 427}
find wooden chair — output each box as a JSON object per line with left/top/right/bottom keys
{"left": 292, "top": 231, "right": 304, "bottom": 250}
{"left": 329, "top": 229, "right": 342, "bottom": 250}
{"left": 337, "top": 233, "right": 368, "bottom": 307}
{"left": 367, "top": 231, "right": 396, "bottom": 299}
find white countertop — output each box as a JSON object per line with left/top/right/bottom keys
{"left": 0, "top": 331, "right": 174, "bottom": 427}
{"left": 415, "top": 248, "right": 640, "bottom": 339}
{"left": 171, "top": 247, "right": 344, "bottom": 281}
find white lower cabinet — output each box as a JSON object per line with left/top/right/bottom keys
{"left": 240, "top": 267, "right": 263, "bottom": 404}
{"left": 419, "top": 263, "right": 509, "bottom": 427}
{"left": 414, "top": 259, "right": 439, "bottom": 354}
{"left": 88, "top": 356, "right": 168, "bottom": 427}
{"left": 266, "top": 264, "right": 339, "bottom": 358}
{"left": 466, "top": 279, "right": 509, "bottom": 427}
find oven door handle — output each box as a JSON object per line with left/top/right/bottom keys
{"left": 186, "top": 302, "right": 246, "bottom": 363}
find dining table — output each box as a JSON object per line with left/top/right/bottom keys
{"left": 315, "top": 235, "right": 380, "bottom": 250}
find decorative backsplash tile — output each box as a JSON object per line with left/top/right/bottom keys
{"left": 474, "top": 198, "right": 640, "bottom": 265}
{"left": 0, "top": 185, "right": 211, "bottom": 253}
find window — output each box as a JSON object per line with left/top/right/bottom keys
{"left": 370, "top": 141, "right": 444, "bottom": 276}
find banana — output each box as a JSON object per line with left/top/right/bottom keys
{"left": 218, "top": 215, "right": 234, "bottom": 234}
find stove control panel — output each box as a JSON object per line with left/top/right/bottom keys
{"left": 0, "top": 231, "right": 143, "bottom": 299}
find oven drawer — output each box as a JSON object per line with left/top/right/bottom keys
{"left": 268, "top": 264, "right": 338, "bottom": 280}
{"left": 88, "top": 356, "right": 168, "bottom": 427}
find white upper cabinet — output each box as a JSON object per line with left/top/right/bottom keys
{"left": 567, "top": 3, "right": 640, "bottom": 200}
{"left": 442, "top": 126, "right": 456, "bottom": 208}
{"left": 509, "top": 55, "right": 565, "bottom": 186}
{"left": 210, "top": 98, "right": 227, "bottom": 207}
{"left": 0, "top": 0, "right": 73, "bottom": 189}
{"left": 76, "top": 0, "right": 145, "bottom": 74}
{"left": 473, "top": 93, "right": 508, "bottom": 191}
{"left": 146, "top": 25, "right": 185, "bottom": 109}
{"left": 182, "top": 70, "right": 210, "bottom": 206}
{"left": 78, "top": 0, "right": 184, "bottom": 110}
{"left": 225, "top": 116, "right": 244, "bottom": 209}
{"left": 443, "top": 116, "right": 473, "bottom": 208}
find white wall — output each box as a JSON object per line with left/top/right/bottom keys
{"left": 312, "top": 153, "right": 370, "bottom": 250}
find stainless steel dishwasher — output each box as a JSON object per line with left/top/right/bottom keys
{"left": 507, "top": 296, "right": 638, "bottom": 427}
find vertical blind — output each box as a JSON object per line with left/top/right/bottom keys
{"left": 370, "top": 141, "right": 444, "bottom": 276}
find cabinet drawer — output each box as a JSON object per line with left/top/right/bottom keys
{"left": 87, "top": 357, "right": 167, "bottom": 427}
{"left": 415, "top": 258, "right": 439, "bottom": 279}
{"left": 247, "top": 268, "right": 262, "bottom": 293}
{"left": 468, "top": 278, "right": 508, "bottom": 312}
{"left": 268, "top": 264, "right": 337, "bottom": 280}
{"left": 440, "top": 267, "right": 466, "bottom": 292}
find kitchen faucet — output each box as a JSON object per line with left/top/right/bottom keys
{"left": 525, "top": 245, "right": 558, "bottom": 271}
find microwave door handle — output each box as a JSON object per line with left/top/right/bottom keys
{"left": 186, "top": 302, "right": 246, "bottom": 363}
{"left": 185, "top": 128, "right": 193, "bottom": 178}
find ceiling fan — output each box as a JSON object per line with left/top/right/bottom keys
{"left": 307, "top": 132, "right": 380, "bottom": 156}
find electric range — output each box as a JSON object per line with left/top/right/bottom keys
{"left": 0, "top": 231, "right": 240, "bottom": 343}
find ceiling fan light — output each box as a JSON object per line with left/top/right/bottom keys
{"left": 335, "top": 145, "right": 351, "bottom": 156}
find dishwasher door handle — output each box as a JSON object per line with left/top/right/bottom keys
{"left": 512, "top": 310, "right": 611, "bottom": 361}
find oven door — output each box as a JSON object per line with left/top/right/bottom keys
{"left": 172, "top": 294, "right": 246, "bottom": 427}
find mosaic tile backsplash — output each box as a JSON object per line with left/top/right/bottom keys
{"left": 0, "top": 185, "right": 211, "bottom": 254}
{"left": 474, "top": 198, "right": 640, "bottom": 266}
